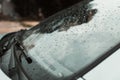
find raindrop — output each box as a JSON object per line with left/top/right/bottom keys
{"left": 58, "top": 73, "right": 64, "bottom": 78}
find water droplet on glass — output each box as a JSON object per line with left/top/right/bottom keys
{"left": 58, "top": 73, "right": 63, "bottom": 78}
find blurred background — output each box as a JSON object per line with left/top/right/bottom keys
{"left": 0, "top": 0, "right": 82, "bottom": 33}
